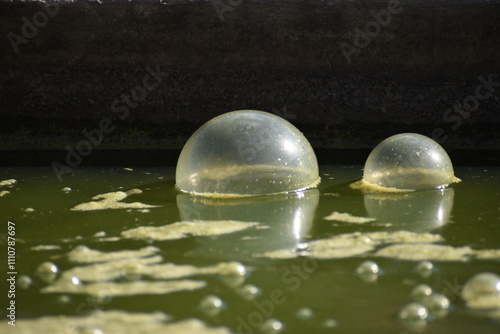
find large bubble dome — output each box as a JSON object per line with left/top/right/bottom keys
{"left": 175, "top": 110, "right": 320, "bottom": 197}
{"left": 361, "top": 133, "right": 459, "bottom": 191}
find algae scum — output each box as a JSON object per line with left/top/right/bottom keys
{"left": 1, "top": 166, "right": 499, "bottom": 334}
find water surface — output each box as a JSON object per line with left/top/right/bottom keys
{"left": 1, "top": 165, "right": 499, "bottom": 333}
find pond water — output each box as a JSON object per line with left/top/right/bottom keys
{"left": 1, "top": 165, "right": 499, "bottom": 334}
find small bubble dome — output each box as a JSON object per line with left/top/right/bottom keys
{"left": 176, "top": 110, "right": 320, "bottom": 197}
{"left": 462, "top": 272, "right": 500, "bottom": 301}
{"left": 363, "top": 133, "right": 457, "bottom": 190}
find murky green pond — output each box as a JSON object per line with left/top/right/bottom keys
{"left": 1, "top": 165, "right": 499, "bottom": 333}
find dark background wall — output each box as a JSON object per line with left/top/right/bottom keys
{"left": 1, "top": 0, "right": 499, "bottom": 158}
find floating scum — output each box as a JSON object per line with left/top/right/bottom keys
{"left": 351, "top": 133, "right": 461, "bottom": 192}
{"left": 175, "top": 110, "right": 320, "bottom": 197}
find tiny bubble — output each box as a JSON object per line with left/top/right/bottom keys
{"left": 199, "top": 295, "right": 225, "bottom": 316}
{"left": 260, "top": 318, "right": 283, "bottom": 333}
{"left": 295, "top": 307, "right": 314, "bottom": 320}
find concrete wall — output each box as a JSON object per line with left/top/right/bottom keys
{"left": 1, "top": 0, "right": 499, "bottom": 151}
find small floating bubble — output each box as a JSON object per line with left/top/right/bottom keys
{"left": 356, "top": 260, "right": 379, "bottom": 275}
{"left": 199, "top": 295, "right": 225, "bottom": 317}
{"left": 360, "top": 133, "right": 459, "bottom": 191}
{"left": 411, "top": 284, "right": 433, "bottom": 302}
{"left": 72, "top": 245, "right": 91, "bottom": 255}
{"left": 415, "top": 261, "right": 434, "bottom": 278}
{"left": 94, "top": 231, "right": 107, "bottom": 238}
{"left": 36, "top": 261, "right": 59, "bottom": 283}
{"left": 322, "top": 318, "right": 338, "bottom": 328}
{"left": 260, "top": 318, "right": 283, "bottom": 333}
{"left": 24, "top": 207, "right": 35, "bottom": 212}
{"left": 295, "top": 307, "right": 315, "bottom": 320}
{"left": 17, "top": 275, "right": 33, "bottom": 289}
{"left": 237, "top": 284, "right": 261, "bottom": 301}
{"left": 61, "top": 187, "right": 72, "bottom": 193}
{"left": 355, "top": 260, "right": 379, "bottom": 282}
{"left": 462, "top": 272, "right": 500, "bottom": 301}
{"left": 220, "top": 262, "right": 247, "bottom": 288}
{"left": 424, "top": 294, "right": 450, "bottom": 319}
{"left": 398, "top": 302, "right": 428, "bottom": 333}
{"left": 57, "top": 274, "right": 82, "bottom": 291}
{"left": 227, "top": 262, "right": 247, "bottom": 277}
{"left": 57, "top": 295, "right": 72, "bottom": 304}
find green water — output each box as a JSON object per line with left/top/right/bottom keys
{"left": 1, "top": 165, "right": 499, "bottom": 333}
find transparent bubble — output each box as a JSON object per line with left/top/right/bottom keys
{"left": 398, "top": 302, "right": 428, "bottom": 333}
{"left": 94, "top": 231, "right": 107, "bottom": 238}
{"left": 355, "top": 260, "right": 379, "bottom": 282}
{"left": 237, "top": 284, "right": 261, "bottom": 301}
{"left": 57, "top": 295, "right": 72, "bottom": 304}
{"left": 221, "top": 262, "right": 247, "bottom": 277}
{"left": 56, "top": 274, "right": 82, "bottom": 292}
{"left": 260, "top": 318, "right": 284, "bottom": 333}
{"left": 176, "top": 110, "right": 320, "bottom": 197}
{"left": 219, "top": 262, "right": 247, "bottom": 288}
{"left": 73, "top": 245, "right": 90, "bottom": 253}
{"left": 424, "top": 294, "right": 450, "bottom": 319}
{"left": 295, "top": 307, "right": 315, "bottom": 320}
{"left": 199, "top": 295, "right": 225, "bottom": 316}
{"left": 36, "top": 261, "right": 59, "bottom": 283}
{"left": 322, "top": 318, "right": 339, "bottom": 328}
{"left": 356, "top": 260, "right": 379, "bottom": 275}
{"left": 415, "top": 261, "right": 434, "bottom": 278}
{"left": 363, "top": 133, "right": 457, "bottom": 190}
{"left": 411, "top": 284, "right": 433, "bottom": 302}
{"left": 17, "top": 275, "right": 33, "bottom": 289}
{"left": 462, "top": 272, "right": 500, "bottom": 301}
